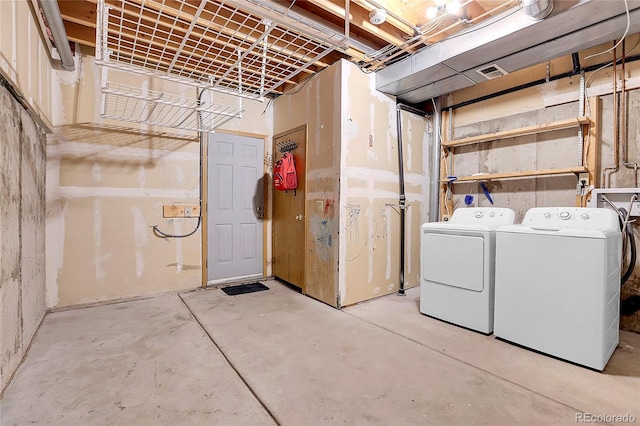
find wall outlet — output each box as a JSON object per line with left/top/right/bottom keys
{"left": 184, "top": 207, "right": 192, "bottom": 217}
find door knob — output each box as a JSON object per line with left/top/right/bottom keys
{"left": 296, "top": 214, "right": 304, "bottom": 221}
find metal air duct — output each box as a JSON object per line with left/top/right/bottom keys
{"left": 376, "top": 0, "right": 640, "bottom": 104}
{"left": 522, "top": 0, "right": 554, "bottom": 20}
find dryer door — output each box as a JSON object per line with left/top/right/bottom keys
{"left": 422, "top": 232, "right": 485, "bottom": 291}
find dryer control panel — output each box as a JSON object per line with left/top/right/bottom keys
{"left": 450, "top": 207, "right": 515, "bottom": 225}
{"left": 522, "top": 207, "right": 619, "bottom": 231}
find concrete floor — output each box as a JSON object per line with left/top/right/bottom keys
{"left": 1, "top": 280, "right": 639, "bottom": 425}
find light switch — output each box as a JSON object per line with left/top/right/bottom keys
{"left": 316, "top": 200, "right": 324, "bottom": 212}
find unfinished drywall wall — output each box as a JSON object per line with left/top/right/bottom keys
{"left": 273, "top": 61, "right": 342, "bottom": 306}
{"left": 0, "top": 0, "right": 56, "bottom": 130}
{"left": 445, "top": 47, "right": 640, "bottom": 332}
{"left": 272, "top": 60, "right": 431, "bottom": 307}
{"left": 46, "top": 54, "right": 272, "bottom": 308}
{"left": 340, "top": 61, "right": 430, "bottom": 306}
{"left": 0, "top": 83, "right": 47, "bottom": 391}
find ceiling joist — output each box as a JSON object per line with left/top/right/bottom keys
{"left": 55, "top": 0, "right": 519, "bottom": 132}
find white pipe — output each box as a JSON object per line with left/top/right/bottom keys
{"left": 429, "top": 98, "right": 441, "bottom": 222}
{"left": 39, "top": 0, "right": 75, "bottom": 71}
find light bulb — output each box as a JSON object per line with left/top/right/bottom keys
{"left": 426, "top": 6, "right": 438, "bottom": 19}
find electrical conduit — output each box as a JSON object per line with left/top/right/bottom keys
{"left": 396, "top": 103, "right": 427, "bottom": 295}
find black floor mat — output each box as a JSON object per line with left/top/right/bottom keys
{"left": 221, "top": 282, "right": 269, "bottom": 296}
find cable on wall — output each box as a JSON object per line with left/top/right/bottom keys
{"left": 584, "top": 0, "right": 630, "bottom": 60}
{"left": 152, "top": 89, "right": 205, "bottom": 239}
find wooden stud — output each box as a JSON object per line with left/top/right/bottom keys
{"left": 63, "top": 20, "right": 97, "bottom": 47}
{"left": 163, "top": 205, "right": 201, "bottom": 218}
{"left": 440, "top": 109, "right": 453, "bottom": 220}
{"left": 201, "top": 133, "right": 208, "bottom": 288}
{"left": 586, "top": 96, "right": 601, "bottom": 193}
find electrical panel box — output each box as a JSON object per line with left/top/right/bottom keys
{"left": 588, "top": 188, "right": 640, "bottom": 217}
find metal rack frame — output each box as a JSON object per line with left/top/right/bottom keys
{"left": 95, "top": 0, "right": 347, "bottom": 131}
{"left": 100, "top": 81, "right": 243, "bottom": 133}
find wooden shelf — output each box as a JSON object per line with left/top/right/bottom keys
{"left": 443, "top": 116, "right": 590, "bottom": 148}
{"left": 441, "top": 166, "right": 588, "bottom": 183}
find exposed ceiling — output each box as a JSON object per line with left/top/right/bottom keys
{"left": 54, "top": 0, "right": 517, "bottom": 97}
{"left": 47, "top": 0, "right": 640, "bottom": 133}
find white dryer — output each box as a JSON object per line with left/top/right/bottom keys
{"left": 420, "top": 207, "right": 516, "bottom": 334}
{"left": 494, "top": 207, "right": 621, "bottom": 371}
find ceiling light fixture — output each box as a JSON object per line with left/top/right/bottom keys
{"left": 369, "top": 8, "right": 387, "bottom": 25}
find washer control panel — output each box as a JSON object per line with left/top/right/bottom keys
{"left": 523, "top": 207, "right": 618, "bottom": 230}
{"left": 449, "top": 207, "right": 515, "bottom": 225}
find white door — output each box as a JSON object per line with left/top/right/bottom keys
{"left": 208, "top": 132, "right": 265, "bottom": 282}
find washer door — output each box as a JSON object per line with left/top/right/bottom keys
{"left": 422, "top": 232, "right": 485, "bottom": 291}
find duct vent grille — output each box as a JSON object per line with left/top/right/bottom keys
{"left": 476, "top": 64, "right": 509, "bottom": 80}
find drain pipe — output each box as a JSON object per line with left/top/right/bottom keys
{"left": 396, "top": 103, "right": 427, "bottom": 296}
{"left": 40, "top": 0, "right": 75, "bottom": 71}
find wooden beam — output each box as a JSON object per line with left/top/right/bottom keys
{"left": 200, "top": 132, "right": 208, "bottom": 288}
{"left": 351, "top": 0, "right": 415, "bottom": 36}
{"left": 306, "top": 0, "right": 407, "bottom": 46}
{"left": 63, "top": 20, "right": 97, "bottom": 47}
{"left": 443, "top": 117, "right": 591, "bottom": 147}
{"left": 163, "top": 205, "right": 201, "bottom": 218}
{"left": 59, "top": 0, "right": 97, "bottom": 28}
{"left": 440, "top": 109, "right": 453, "bottom": 220}
{"left": 442, "top": 166, "right": 589, "bottom": 183}
{"left": 287, "top": 1, "right": 385, "bottom": 53}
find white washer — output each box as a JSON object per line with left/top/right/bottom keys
{"left": 420, "top": 207, "right": 515, "bottom": 334}
{"left": 494, "top": 207, "right": 621, "bottom": 371}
